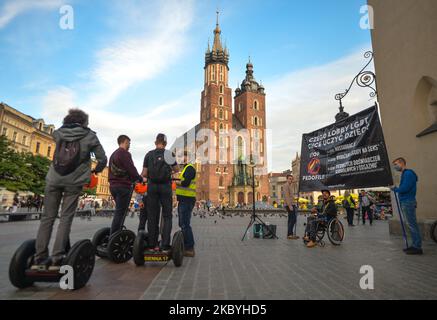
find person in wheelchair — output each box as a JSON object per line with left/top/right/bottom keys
{"left": 304, "top": 190, "right": 338, "bottom": 248}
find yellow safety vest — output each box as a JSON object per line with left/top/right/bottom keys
{"left": 175, "top": 164, "right": 196, "bottom": 198}
{"left": 346, "top": 195, "right": 355, "bottom": 208}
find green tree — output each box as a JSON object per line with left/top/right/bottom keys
{"left": 0, "top": 135, "right": 51, "bottom": 193}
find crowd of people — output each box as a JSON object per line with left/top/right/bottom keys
{"left": 29, "top": 109, "right": 198, "bottom": 271}
{"left": 10, "top": 107, "right": 420, "bottom": 271}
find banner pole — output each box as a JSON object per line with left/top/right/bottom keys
{"left": 393, "top": 191, "right": 409, "bottom": 249}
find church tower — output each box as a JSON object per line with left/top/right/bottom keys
{"left": 233, "top": 59, "right": 269, "bottom": 202}
{"left": 198, "top": 12, "right": 233, "bottom": 203}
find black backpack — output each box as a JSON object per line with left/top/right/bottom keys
{"left": 53, "top": 140, "right": 81, "bottom": 176}
{"left": 148, "top": 150, "right": 172, "bottom": 183}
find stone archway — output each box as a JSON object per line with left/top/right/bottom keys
{"left": 414, "top": 76, "right": 437, "bottom": 137}
{"left": 248, "top": 192, "right": 253, "bottom": 204}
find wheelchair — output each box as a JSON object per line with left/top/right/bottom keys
{"left": 303, "top": 214, "right": 345, "bottom": 247}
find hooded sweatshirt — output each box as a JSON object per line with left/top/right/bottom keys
{"left": 45, "top": 123, "right": 107, "bottom": 187}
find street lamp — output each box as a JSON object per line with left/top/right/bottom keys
{"left": 334, "top": 51, "right": 378, "bottom": 122}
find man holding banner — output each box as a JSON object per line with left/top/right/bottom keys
{"left": 392, "top": 157, "right": 422, "bottom": 255}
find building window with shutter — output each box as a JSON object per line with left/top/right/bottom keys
{"left": 36, "top": 142, "right": 40, "bottom": 154}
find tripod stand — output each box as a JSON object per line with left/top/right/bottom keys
{"left": 241, "top": 162, "right": 279, "bottom": 241}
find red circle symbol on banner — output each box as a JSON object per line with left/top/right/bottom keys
{"left": 307, "top": 158, "right": 321, "bottom": 175}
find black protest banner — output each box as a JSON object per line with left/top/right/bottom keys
{"left": 299, "top": 105, "right": 393, "bottom": 192}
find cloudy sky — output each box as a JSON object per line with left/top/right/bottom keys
{"left": 0, "top": 0, "right": 374, "bottom": 172}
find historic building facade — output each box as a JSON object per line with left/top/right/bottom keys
{"left": 0, "top": 102, "right": 110, "bottom": 201}
{"left": 0, "top": 102, "right": 55, "bottom": 159}
{"left": 171, "top": 15, "right": 269, "bottom": 206}
{"left": 368, "top": 0, "right": 437, "bottom": 238}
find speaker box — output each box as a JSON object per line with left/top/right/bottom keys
{"left": 253, "top": 223, "right": 276, "bottom": 239}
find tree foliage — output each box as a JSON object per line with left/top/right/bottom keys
{"left": 0, "top": 135, "right": 51, "bottom": 194}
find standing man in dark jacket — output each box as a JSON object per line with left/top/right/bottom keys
{"left": 392, "top": 157, "right": 422, "bottom": 255}
{"left": 108, "top": 135, "right": 144, "bottom": 236}
{"left": 175, "top": 151, "right": 197, "bottom": 257}
{"left": 141, "top": 133, "right": 178, "bottom": 252}
{"left": 32, "top": 109, "right": 107, "bottom": 271}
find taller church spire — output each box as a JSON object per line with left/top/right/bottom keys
{"left": 205, "top": 10, "right": 229, "bottom": 68}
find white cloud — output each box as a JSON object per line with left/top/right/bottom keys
{"left": 0, "top": 0, "right": 63, "bottom": 29}
{"left": 86, "top": 0, "right": 194, "bottom": 110}
{"left": 41, "top": 0, "right": 196, "bottom": 170}
{"left": 266, "top": 47, "right": 376, "bottom": 173}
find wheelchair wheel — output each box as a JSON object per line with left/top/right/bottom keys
{"left": 65, "top": 240, "right": 95, "bottom": 289}
{"left": 431, "top": 221, "right": 437, "bottom": 243}
{"left": 9, "top": 239, "right": 36, "bottom": 289}
{"left": 316, "top": 223, "right": 325, "bottom": 242}
{"left": 107, "top": 230, "right": 136, "bottom": 263}
{"left": 327, "top": 218, "right": 344, "bottom": 245}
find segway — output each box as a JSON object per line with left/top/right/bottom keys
{"left": 9, "top": 238, "right": 95, "bottom": 290}
{"left": 9, "top": 175, "right": 99, "bottom": 290}
{"left": 132, "top": 179, "right": 184, "bottom": 267}
{"left": 92, "top": 184, "right": 136, "bottom": 263}
{"left": 133, "top": 230, "right": 184, "bottom": 267}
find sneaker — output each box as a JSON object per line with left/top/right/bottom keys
{"left": 405, "top": 247, "right": 423, "bottom": 255}
{"left": 303, "top": 236, "right": 309, "bottom": 242}
{"left": 184, "top": 249, "right": 195, "bottom": 257}
{"left": 288, "top": 235, "right": 300, "bottom": 240}
{"left": 48, "top": 259, "right": 62, "bottom": 272}
{"left": 30, "top": 257, "right": 51, "bottom": 271}
{"left": 306, "top": 241, "right": 317, "bottom": 248}
{"left": 161, "top": 246, "right": 172, "bottom": 254}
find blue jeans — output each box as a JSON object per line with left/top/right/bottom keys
{"left": 178, "top": 197, "right": 195, "bottom": 250}
{"left": 286, "top": 205, "right": 297, "bottom": 236}
{"left": 401, "top": 200, "right": 422, "bottom": 249}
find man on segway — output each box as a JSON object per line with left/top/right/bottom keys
{"left": 108, "top": 135, "right": 145, "bottom": 236}
{"left": 141, "top": 133, "right": 178, "bottom": 253}
{"left": 32, "top": 109, "right": 107, "bottom": 271}
{"left": 175, "top": 151, "right": 197, "bottom": 257}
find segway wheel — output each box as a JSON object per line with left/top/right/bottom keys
{"left": 91, "top": 227, "right": 110, "bottom": 257}
{"left": 65, "top": 240, "right": 95, "bottom": 290}
{"left": 9, "top": 239, "right": 36, "bottom": 289}
{"left": 133, "top": 231, "right": 148, "bottom": 266}
{"left": 107, "top": 230, "right": 135, "bottom": 263}
{"left": 171, "top": 231, "right": 184, "bottom": 267}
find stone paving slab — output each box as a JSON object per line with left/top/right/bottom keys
{"left": 1, "top": 213, "right": 437, "bottom": 300}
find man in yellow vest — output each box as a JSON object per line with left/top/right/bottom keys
{"left": 343, "top": 191, "right": 356, "bottom": 226}
{"left": 176, "top": 151, "right": 197, "bottom": 257}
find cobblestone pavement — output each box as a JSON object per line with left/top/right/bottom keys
{"left": 1, "top": 213, "right": 437, "bottom": 300}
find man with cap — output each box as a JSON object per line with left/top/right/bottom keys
{"left": 305, "top": 189, "right": 338, "bottom": 248}
{"left": 141, "top": 134, "right": 178, "bottom": 252}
